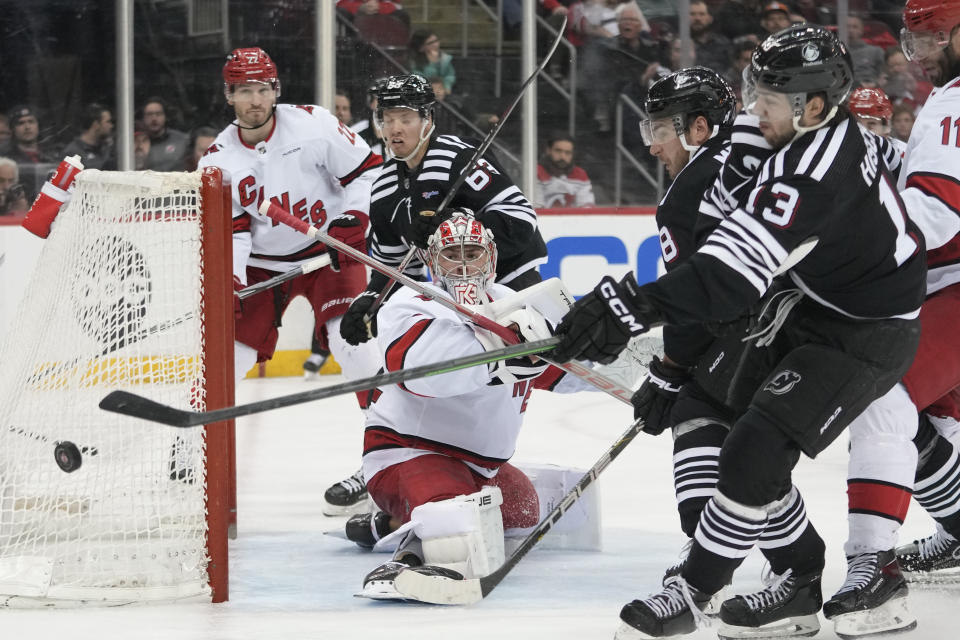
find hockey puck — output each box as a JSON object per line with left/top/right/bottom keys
{"left": 54, "top": 441, "right": 83, "bottom": 473}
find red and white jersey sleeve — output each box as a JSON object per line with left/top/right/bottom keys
{"left": 199, "top": 104, "right": 381, "bottom": 276}
{"left": 362, "top": 283, "right": 536, "bottom": 480}
{"left": 898, "top": 77, "right": 960, "bottom": 293}
{"left": 535, "top": 165, "right": 596, "bottom": 208}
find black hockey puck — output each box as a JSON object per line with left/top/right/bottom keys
{"left": 54, "top": 441, "right": 83, "bottom": 473}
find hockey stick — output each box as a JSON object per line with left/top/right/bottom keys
{"left": 392, "top": 416, "right": 647, "bottom": 604}
{"left": 99, "top": 337, "right": 560, "bottom": 427}
{"left": 262, "top": 201, "right": 635, "bottom": 405}
{"left": 363, "top": 16, "right": 570, "bottom": 321}
{"left": 236, "top": 254, "right": 332, "bottom": 300}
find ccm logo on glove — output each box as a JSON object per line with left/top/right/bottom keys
{"left": 598, "top": 277, "right": 645, "bottom": 335}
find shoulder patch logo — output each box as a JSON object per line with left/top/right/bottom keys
{"left": 422, "top": 190, "right": 440, "bottom": 199}
{"left": 764, "top": 369, "right": 801, "bottom": 395}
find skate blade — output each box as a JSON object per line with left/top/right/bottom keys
{"left": 613, "top": 620, "right": 660, "bottom": 639}
{"left": 833, "top": 595, "right": 917, "bottom": 639}
{"left": 321, "top": 496, "right": 372, "bottom": 517}
{"left": 354, "top": 579, "right": 415, "bottom": 602}
{"left": 718, "top": 614, "right": 820, "bottom": 639}
{"left": 903, "top": 568, "right": 960, "bottom": 585}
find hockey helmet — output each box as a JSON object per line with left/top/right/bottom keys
{"left": 426, "top": 210, "right": 497, "bottom": 306}
{"left": 902, "top": 0, "right": 960, "bottom": 60}
{"left": 375, "top": 74, "right": 436, "bottom": 122}
{"left": 640, "top": 67, "right": 736, "bottom": 146}
{"left": 223, "top": 47, "right": 281, "bottom": 96}
{"left": 848, "top": 88, "right": 893, "bottom": 123}
{"left": 748, "top": 25, "right": 853, "bottom": 114}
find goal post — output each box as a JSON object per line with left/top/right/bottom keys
{"left": 0, "top": 167, "right": 235, "bottom": 606}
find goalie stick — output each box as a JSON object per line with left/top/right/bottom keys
{"left": 391, "top": 416, "right": 647, "bottom": 605}
{"left": 262, "top": 202, "right": 635, "bottom": 405}
{"left": 99, "top": 337, "right": 560, "bottom": 427}
{"left": 364, "top": 16, "right": 569, "bottom": 321}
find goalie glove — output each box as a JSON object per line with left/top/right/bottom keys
{"left": 471, "top": 307, "right": 554, "bottom": 385}
{"left": 552, "top": 274, "right": 660, "bottom": 364}
{"left": 631, "top": 356, "right": 689, "bottom": 435}
{"left": 326, "top": 211, "right": 367, "bottom": 271}
{"left": 340, "top": 290, "right": 378, "bottom": 346}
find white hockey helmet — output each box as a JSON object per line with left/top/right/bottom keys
{"left": 426, "top": 210, "right": 497, "bottom": 305}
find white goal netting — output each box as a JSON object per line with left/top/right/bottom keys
{"left": 0, "top": 170, "right": 223, "bottom": 606}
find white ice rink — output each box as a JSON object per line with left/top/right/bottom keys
{"left": 3, "top": 375, "right": 956, "bottom": 639}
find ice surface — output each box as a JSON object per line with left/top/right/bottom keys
{"left": 4, "top": 376, "right": 955, "bottom": 639}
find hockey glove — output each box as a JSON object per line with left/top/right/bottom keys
{"left": 326, "top": 212, "right": 368, "bottom": 272}
{"left": 232, "top": 275, "right": 245, "bottom": 319}
{"left": 340, "top": 290, "right": 379, "bottom": 345}
{"left": 552, "top": 274, "right": 659, "bottom": 365}
{"left": 407, "top": 209, "right": 451, "bottom": 250}
{"left": 632, "top": 356, "right": 689, "bottom": 435}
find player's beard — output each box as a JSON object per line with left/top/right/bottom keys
{"left": 235, "top": 104, "right": 275, "bottom": 131}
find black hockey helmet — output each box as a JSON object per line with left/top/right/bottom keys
{"left": 374, "top": 74, "right": 436, "bottom": 121}
{"left": 645, "top": 67, "right": 736, "bottom": 130}
{"left": 750, "top": 25, "right": 853, "bottom": 110}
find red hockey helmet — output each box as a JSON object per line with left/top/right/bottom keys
{"left": 902, "top": 0, "right": 960, "bottom": 60}
{"left": 848, "top": 88, "right": 893, "bottom": 123}
{"left": 222, "top": 47, "right": 281, "bottom": 96}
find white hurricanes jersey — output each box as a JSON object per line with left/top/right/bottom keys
{"left": 898, "top": 76, "right": 960, "bottom": 294}
{"left": 362, "top": 284, "right": 540, "bottom": 481}
{"left": 199, "top": 103, "right": 381, "bottom": 277}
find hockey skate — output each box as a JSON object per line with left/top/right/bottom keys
{"left": 615, "top": 578, "right": 712, "bottom": 639}
{"left": 322, "top": 468, "right": 370, "bottom": 516}
{"left": 717, "top": 569, "right": 822, "bottom": 640}
{"left": 356, "top": 560, "right": 420, "bottom": 601}
{"left": 302, "top": 349, "right": 330, "bottom": 380}
{"left": 345, "top": 511, "right": 393, "bottom": 549}
{"left": 823, "top": 550, "right": 916, "bottom": 639}
{"left": 895, "top": 530, "right": 960, "bottom": 584}
{"left": 661, "top": 541, "right": 728, "bottom": 617}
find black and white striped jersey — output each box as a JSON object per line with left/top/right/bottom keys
{"left": 368, "top": 134, "right": 547, "bottom": 287}
{"left": 642, "top": 111, "right": 927, "bottom": 324}
{"left": 654, "top": 132, "right": 730, "bottom": 367}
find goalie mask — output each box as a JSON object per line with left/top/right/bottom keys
{"left": 426, "top": 211, "right": 497, "bottom": 306}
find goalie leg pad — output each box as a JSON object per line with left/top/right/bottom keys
{"left": 412, "top": 486, "right": 505, "bottom": 579}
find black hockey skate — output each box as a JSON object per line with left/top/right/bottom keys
{"left": 345, "top": 511, "right": 393, "bottom": 549}
{"left": 322, "top": 468, "right": 370, "bottom": 516}
{"left": 896, "top": 530, "right": 960, "bottom": 584}
{"left": 615, "top": 578, "right": 712, "bottom": 639}
{"left": 823, "top": 549, "right": 915, "bottom": 639}
{"left": 718, "top": 569, "right": 822, "bottom": 639}
{"left": 661, "top": 540, "right": 727, "bottom": 617}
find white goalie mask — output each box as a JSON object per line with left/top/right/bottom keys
{"left": 426, "top": 211, "right": 498, "bottom": 305}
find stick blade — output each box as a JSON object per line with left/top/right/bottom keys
{"left": 392, "top": 569, "right": 483, "bottom": 605}
{"left": 99, "top": 391, "right": 200, "bottom": 427}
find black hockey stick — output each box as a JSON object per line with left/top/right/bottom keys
{"left": 99, "top": 337, "right": 560, "bottom": 427}
{"left": 392, "top": 416, "right": 646, "bottom": 604}
{"left": 363, "top": 16, "right": 570, "bottom": 321}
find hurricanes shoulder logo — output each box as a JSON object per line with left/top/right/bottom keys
{"left": 764, "top": 370, "right": 801, "bottom": 395}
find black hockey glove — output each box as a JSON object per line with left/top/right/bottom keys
{"left": 631, "top": 356, "right": 689, "bottom": 435}
{"left": 406, "top": 209, "right": 451, "bottom": 249}
{"left": 340, "top": 290, "right": 379, "bottom": 345}
{"left": 552, "top": 274, "right": 660, "bottom": 365}
{"left": 326, "top": 212, "right": 367, "bottom": 272}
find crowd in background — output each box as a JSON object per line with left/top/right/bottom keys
{"left": 0, "top": 0, "right": 928, "bottom": 214}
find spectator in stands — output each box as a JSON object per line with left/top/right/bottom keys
{"left": 714, "top": 0, "right": 765, "bottom": 41}
{"left": 62, "top": 103, "right": 115, "bottom": 170}
{"left": 409, "top": 30, "right": 455, "bottom": 93}
{"left": 185, "top": 126, "right": 218, "bottom": 172}
{"left": 0, "top": 114, "right": 10, "bottom": 149}
{"left": 0, "top": 157, "right": 28, "bottom": 215}
{"left": 845, "top": 14, "right": 885, "bottom": 85}
{"left": 352, "top": 79, "right": 384, "bottom": 156}
{"left": 3, "top": 105, "right": 59, "bottom": 202}
{"left": 141, "top": 97, "right": 189, "bottom": 172}
{"left": 689, "top": 1, "right": 730, "bottom": 72}
{"left": 891, "top": 104, "right": 915, "bottom": 144}
{"left": 337, "top": 0, "right": 408, "bottom": 24}
{"left": 760, "top": 1, "right": 792, "bottom": 36}
{"left": 133, "top": 120, "right": 151, "bottom": 171}
{"left": 724, "top": 37, "right": 759, "bottom": 107}
{"left": 536, "top": 134, "right": 595, "bottom": 208}
{"left": 334, "top": 90, "right": 354, "bottom": 126}
{"left": 590, "top": 2, "right": 660, "bottom": 133}
{"left": 429, "top": 76, "right": 499, "bottom": 138}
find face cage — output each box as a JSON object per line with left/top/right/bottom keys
{"left": 428, "top": 239, "right": 496, "bottom": 306}
{"left": 901, "top": 28, "right": 950, "bottom": 61}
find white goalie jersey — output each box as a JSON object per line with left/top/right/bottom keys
{"left": 198, "top": 103, "right": 381, "bottom": 278}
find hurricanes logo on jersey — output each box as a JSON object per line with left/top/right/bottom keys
{"left": 764, "top": 370, "right": 802, "bottom": 395}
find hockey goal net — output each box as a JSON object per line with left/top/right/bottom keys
{"left": 0, "top": 168, "right": 235, "bottom": 606}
